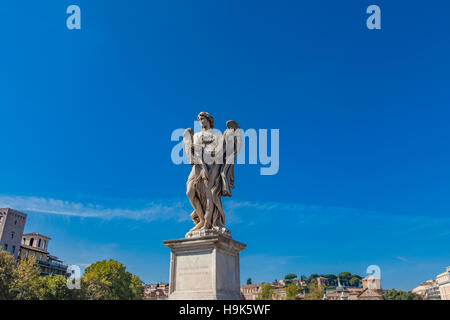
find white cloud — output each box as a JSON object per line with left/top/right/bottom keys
{"left": 1, "top": 194, "right": 449, "bottom": 235}
{"left": 0, "top": 194, "right": 190, "bottom": 222}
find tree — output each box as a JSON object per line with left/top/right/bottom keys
{"left": 284, "top": 274, "right": 297, "bottom": 285}
{"left": 337, "top": 272, "right": 352, "bottom": 286}
{"left": 81, "top": 272, "right": 112, "bottom": 300}
{"left": 349, "top": 276, "right": 361, "bottom": 287}
{"left": 81, "top": 259, "right": 143, "bottom": 300}
{"left": 39, "top": 275, "right": 80, "bottom": 300}
{"left": 322, "top": 274, "right": 337, "bottom": 287}
{"left": 257, "top": 283, "right": 273, "bottom": 300}
{"left": 284, "top": 274, "right": 297, "bottom": 280}
{"left": 0, "top": 250, "right": 16, "bottom": 300}
{"left": 383, "top": 289, "right": 422, "bottom": 300}
{"left": 285, "top": 283, "right": 300, "bottom": 300}
{"left": 304, "top": 280, "right": 323, "bottom": 300}
{"left": 306, "top": 273, "right": 319, "bottom": 285}
{"left": 246, "top": 278, "right": 252, "bottom": 285}
{"left": 130, "top": 274, "right": 144, "bottom": 300}
{"left": 9, "top": 257, "right": 41, "bottom": 300}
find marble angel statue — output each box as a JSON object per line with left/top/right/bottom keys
{"left": 182, "top": 112, "right": 242, "bottom": 238}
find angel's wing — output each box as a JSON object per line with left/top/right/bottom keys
{"left": 182, "top": 128, "right": 194, "bottom": 164}
{"left": 224, "top": 120, "right": 242, "bottom": 163}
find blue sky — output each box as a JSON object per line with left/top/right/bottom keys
{"left": 0, "top": 0, "right": 449, "bottom": 290}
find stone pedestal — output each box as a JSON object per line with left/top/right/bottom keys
{"left": 163, "top": 234, "right": 246, "bottom": 300}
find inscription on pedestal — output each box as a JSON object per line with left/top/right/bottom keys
{"left": 164, "top": 236, "right": 246, "bottom": 299}
{"left": 175, "top": 251, "right": 212, "bottom": 291}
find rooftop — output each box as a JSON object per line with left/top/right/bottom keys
{"left": 22, "top": 232, "right": 51, "bottom": 240}
{"left": 20, "top": 244, "right": 49, "bottom": 254}
{"left": 0, "top": 208, "right": 27, "bottom": 217}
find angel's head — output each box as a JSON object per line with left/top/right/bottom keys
{"left": 197, "top": 111, "right": 214, "bottom": 129}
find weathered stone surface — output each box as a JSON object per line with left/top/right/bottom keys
{"left": 183, "top": 112, "right": 242, "bottom": 237}
{"left": 163, "top": 235, "right": 246, "bottom": 300}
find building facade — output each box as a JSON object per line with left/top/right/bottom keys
{"left": 425, "top": 282, "right": 441, "bottom": 300}
{"left": 241, "top": 283, "right": 263, "bottom": 300}
{"left": 0, "top": 208, "right": 27, "bottom": 258}
{"left": 412, "top": 279, "right": 442, "bottom": 300}
{"left": 143, "top": 282, "right": 169, "bottom": 300}
{"left": 412, "top": 280, "right": 435, "bottom": 297}
{"left": 323, "top": 275, "right": 383, "bottom": 300}
{"left": 19, "top": 232, "right": 69, "bottom": 276}
{"left": 436, "top": 267, "right": 450, "bottom": 300}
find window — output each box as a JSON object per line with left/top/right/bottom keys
{"left": 40, "top": 253, "right": 43, "bottom": 260}
{"left": 11, "top": 232, "right": 15, "bottom": 239}
{"left": 38, "top": 239, "right": 41, "bottom": 248}
{"left": 43, "top": 240, "right": 47, "bottom": 249}
{"left": 11, "top": 246, "right": 15, "bottom": 254}
{"left": 3, "top": 244, "right": 8, "bottom": 251}
{"left": 25, "top": 251, "right": 29, "bottom": 258}
{"left": 33, "top": 252, "right": 36, "bottom": 258}
{"left": 30, "top": 238, "right": 34, "bottom": 247}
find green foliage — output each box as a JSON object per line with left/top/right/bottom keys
{"left": 337, "top": 271, "right": 352, "bottom": 286}
{"left": 0, "top": 250, "right": 17, "bottom": 299}
{"left": 284, "top": 273, "right": 297, "bottom": 285}
{"left": 285, "top": 283, "right": 300, "bottom": 300}
{"left": 322, "top": 274, "right": 337, "bottom": 286}
{"left": 306, "top": 273, "right": 319, "bottom": 284}
{"left": 81, "top": 259, "right": 144, "bottom": 300}
{"left": 0, "top": 253, "right": 144, "bottom": 300}
{"left": 9, "top": 257, "right": 41, "bottom": 300}
{"left": 246, "top": 278, "right": 252, "bottom": 285}
{"left": 257, "top": 283, "right": 273, "bottom": 300}
{"left": 284, "top": 274, "right": 297, "bottom": 280}
{"left": 304, "top": 280, "right": 323, "bottom": 300}
{"left": 129, "top": 274, "right": 144, "bottom": 300}
{"left": 39, "top": 275, "right": 80, "bottom": 300}
{"left": 383, "top": 289, "right": 423, "bottom": 300}
{"left": 349, "top": 276, "right": 361, "bottom": 287}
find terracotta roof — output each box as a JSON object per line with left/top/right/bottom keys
{"left": 357, "top": 288, "right": 384, "bottom": 299}
{"left": 417, "top": 280, "right": 434, "bottom": 287}
{"left": 22, "top": 232, "right": 51, "bottom": 240}
{"left": 20, "top": 244, "right": 49, "bottom": 254}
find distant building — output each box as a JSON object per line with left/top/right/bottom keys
{"left": 357, "top": 275, "right": 383, "bottom": 300}
{"left": 0, "top": 208, "right": 27, "bottom": 258}
{"left": 412, "top": 280, "right": 440, "bottom": 300}
{"left": 414, "top": 266, "right": 450, "bottom": 300}
{"left": 323, "top": 276, "right": 383, "bottom": 300}
{"left": 316, "top": 276, "right": 328, "bottom": 288}
{"left": 362, "top": 274, "right": 382, "bottom": 290}
{"left": 240, "top": 282, "right": 286, "bottom": 300}
{"left": 291, "top": 279, "right": 307, "bottom": 287}
{"left": 271, "top": 285, "right": 286, "bottom": 300}
{"left": 436, "top": 267, "right": 450, "bottom": 300}
{"left": 144, "top": 282, "right": 168, "bottom": 300}
{"left": 412, "top": 280, "right": 434, "bottom": 297}
{"left": 241, "top": 283, "right": 263, "bottom": 300}
{"left": 425, "top": 282, "right": 441, "bottom": 300}
{"left": 19, "top": 232, "right": 69, "bottom": 277}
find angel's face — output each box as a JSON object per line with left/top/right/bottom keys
{"left": 199, "top": 116, "right": 210, "bottom": 129}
